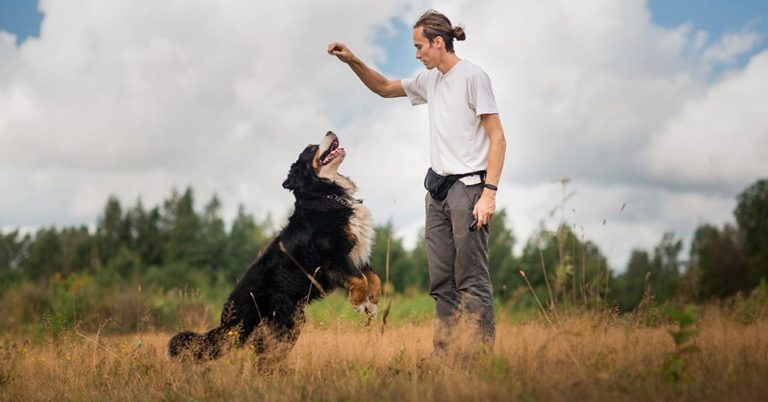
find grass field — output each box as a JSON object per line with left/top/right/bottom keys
{"left": 2, "top": 293, "right": 768, "bottom": 402}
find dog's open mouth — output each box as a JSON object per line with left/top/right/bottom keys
{"left": 320, "top": 138, "right": 345, "bottom": 165}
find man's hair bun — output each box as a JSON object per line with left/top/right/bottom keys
{"left": 452, "top": 26, "right": 466, "bottom": 41}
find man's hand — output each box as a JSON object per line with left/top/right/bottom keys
{"left": 327, "top": 42, "right": 355, "bottom": 64}
{"left": 472, "top": 189, "right": 496, "bottom": 229}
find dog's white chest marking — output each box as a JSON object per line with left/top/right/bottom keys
{"left": 347, "top": 202, "right": 374, "bottom": 268}
{"left": 333, "top": 174, "right": 375, "bottom": 268}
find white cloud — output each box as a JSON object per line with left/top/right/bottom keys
{"left": 702, "top": 31, "right": 761, "bottom": 66}
{"left": 647, "top": 51, "right": 768, "bottom": 193}
{"left": 0, "top": 0, "right": 766, "bottom": 272}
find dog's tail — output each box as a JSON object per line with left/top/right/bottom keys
{"left": 166, "top": 326, "right": 229, "bottom": 361}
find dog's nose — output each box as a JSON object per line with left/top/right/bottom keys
{"left": 326, "top": 131, "right": 334, "bottom": 136}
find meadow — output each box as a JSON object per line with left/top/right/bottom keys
{"left": 2, "top": 291, "right": 768, "bottom": 402}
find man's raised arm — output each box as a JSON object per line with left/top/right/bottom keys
{"left": 327, "top": 42, "right": 406, "bottom": 99}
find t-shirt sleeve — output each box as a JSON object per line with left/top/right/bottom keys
{"left": 469, "top": 70, "right": 499, "bottom": 116}
{"left": 401, "top": 70, "right": 429, "bottom": 106}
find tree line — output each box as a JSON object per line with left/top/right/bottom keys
{"left": 1, "top": 179, "right": 767, "bottom": 312}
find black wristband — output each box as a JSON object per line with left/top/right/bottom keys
{"left": 483, "top": 183, "right": 498, "bottom": 191}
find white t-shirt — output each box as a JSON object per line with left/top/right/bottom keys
{"left": 401, "top": 59, "right": 498, "bottom": 185}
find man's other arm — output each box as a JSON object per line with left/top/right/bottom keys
{"left": 473, "top": 113, "right": 506, "bottom": 227}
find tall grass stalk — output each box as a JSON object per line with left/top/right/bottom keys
{"left": 519, "top": 270, "right": 586, "bottom": 379}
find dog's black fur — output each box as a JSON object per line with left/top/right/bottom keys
{"left": 167, "top": 132, "right": 380, "bottom": 362}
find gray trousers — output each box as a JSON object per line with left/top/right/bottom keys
{"left": 425, "top": 181, "right": 495, "bottom": 350}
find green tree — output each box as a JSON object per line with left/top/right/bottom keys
{"left": 0, "top": 230, "right": 30, "bottom": 291}
{"left": 96, "top": 196, "right": 129, "bottom": 266}
{"left": 125, "top": 199, "right": 162, "bottom": 268}
{"left": 0, "top": 230, "right": 29, "bottom": 272}
{"left": 612, "top": 250, "right": 652, "bottom": 311}
{"left": 370, "top": 224, "right": 419, "bottom": 294}
{"left": 612, "top": 232, "right": 683, "bottom": 311}
{"left": 408, "top": 229, "right": 430, "bottom": 293}
{"left": 689, "top": 224, "right": 749, "bottom": 299}
{"left": 23, "top": 227, "right": 63, "bottom": 282}
{"left": 519, "top": 224, "right": 607, "bottom": 306}
{"left": 650, "top": 232, "right": 683, "bottom": 302}
{"left": 160, "top": 187, "right": 202, "bottom": 267}
{"left": 223, "top": 205, "right": 268, "bottom": 284}
{"left": 487, "top": 209, "right": 517, "bottom": 301}
{"left": 734, "top": 178, "right": 768, "bottom": 287}
{"left": 199, "top": 194, "right": 228, "bottom": 278}
{"left": 59, "top": 226, "right": 94, "bottom": 274}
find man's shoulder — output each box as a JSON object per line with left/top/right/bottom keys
{"left": 456, "top": 60, "right": 492, "bottom": 85}
{"left": 459, "top": 60, "right": 489, "bottom": 76}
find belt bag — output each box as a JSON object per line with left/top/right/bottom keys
{"left": 423, "top": 168, "right": 486, "bottom": 201}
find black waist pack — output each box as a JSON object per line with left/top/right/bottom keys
{"left": 424, "top": 168, "right": 486, "bottom": 201}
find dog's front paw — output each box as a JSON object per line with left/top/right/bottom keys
{"left": 353, "top": 299, "right": 377, "bottom": 318}
{"left": 364, "top": 300, "right": 378, "bottom": 318}
{"left": 363, "top": 270, "right": 382, "bottom": 304}
{"left": 346, "top": 276, "right": 369, "bottom": 306}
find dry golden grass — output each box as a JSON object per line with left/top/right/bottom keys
{"left": 2, "top": 309, "right": 768, "bottom": 402}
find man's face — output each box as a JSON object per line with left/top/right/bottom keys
{"left": 413, "top": 26, "right": 441, "bottom": 70}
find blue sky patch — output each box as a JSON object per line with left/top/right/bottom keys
{"left": 374, "top": 17, "right": 421, "bottom": 79}
{"left": 0, "top": 0, "right": 43, "bottom": 46}
{"left": 648, "top": 0, "right": 768, "bottom": 70}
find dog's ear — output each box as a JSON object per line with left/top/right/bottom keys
{"left": 283, "top": 145, "right": 317, "bottom": 192}
{"left": 282, "top": 160, "right": 303, "bottom": 191}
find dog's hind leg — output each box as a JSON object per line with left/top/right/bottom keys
{"left": 249, "top": 307, "right": 303, "bottom": 370}
{"left": 167, "top": 325, "right": 231, "bottom": 361}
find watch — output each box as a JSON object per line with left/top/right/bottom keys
{"left": 483, "top": 183, "right": 498, "bottom": 191}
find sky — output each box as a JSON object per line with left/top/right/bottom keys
{"left": 1, "top": 0, "right": 767, "bottom": 273}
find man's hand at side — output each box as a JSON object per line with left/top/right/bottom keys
{"left": 473, "top": 189, "right": 496, "bottom": 228}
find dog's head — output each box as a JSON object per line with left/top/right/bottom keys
{"left": 282, "top": 131, "right": 347, "bottom": 197}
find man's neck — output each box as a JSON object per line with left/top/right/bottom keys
{"left": 437, "top": 53, "right": 461, "bottom": 74}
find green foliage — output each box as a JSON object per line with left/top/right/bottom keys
{"left": 731, "top": 279, "right": 768, "bottom": 324}
{"left": 661, "top": 304, "right": 700, "bottom": 384}
{"left": 305, "top": 291, "right": 435, "bottom": 327}
{"left": 689, "top": 224, "right": 749, "bottom": 300}
{"left": 3, "top": 177, "right": 768, "bottom": 336}
{"left": 487, "top": 210, "right": 518, "bottom": 300}
{"left": 97, "top": 196, "right": 128, "bottom": 265}
{"left": 612, "top": 250, "right": 651, "bottom": 311}
{"left": 612, "top": 233, "right": 683, "bottom": 312}
{"left": 734, "top": 178, "right": 768, "bottom": 287}
{"left": 23, "top": 227, "right": 64, "bottom": 282}
{"left": 650, "top": 233, "right": 683, "bottom": 302}
{"left": 370, "top": 223, "right": 427, "bottom": 294}
{"left": 223, "top": 205, "right": 270, "bottom": 284}
{"left": 518, "top": 223, "right": 607, "bottom": 308}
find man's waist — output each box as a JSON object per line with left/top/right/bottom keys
{"left": 458, "top": 175, "right": 483, "bottom": 186}
{"left": 432, "top": 169, "right": 486, "bottom": 185}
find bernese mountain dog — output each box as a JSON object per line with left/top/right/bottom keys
{"left": 167, "top": 131, "right": 381, "bottom": 362}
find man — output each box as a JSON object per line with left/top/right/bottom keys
{"left": 328, "top": 10, "right": 506, "bottom": 351}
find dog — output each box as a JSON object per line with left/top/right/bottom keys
{"left": 167, "top": 131, "right": 381, "bottom": 361}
